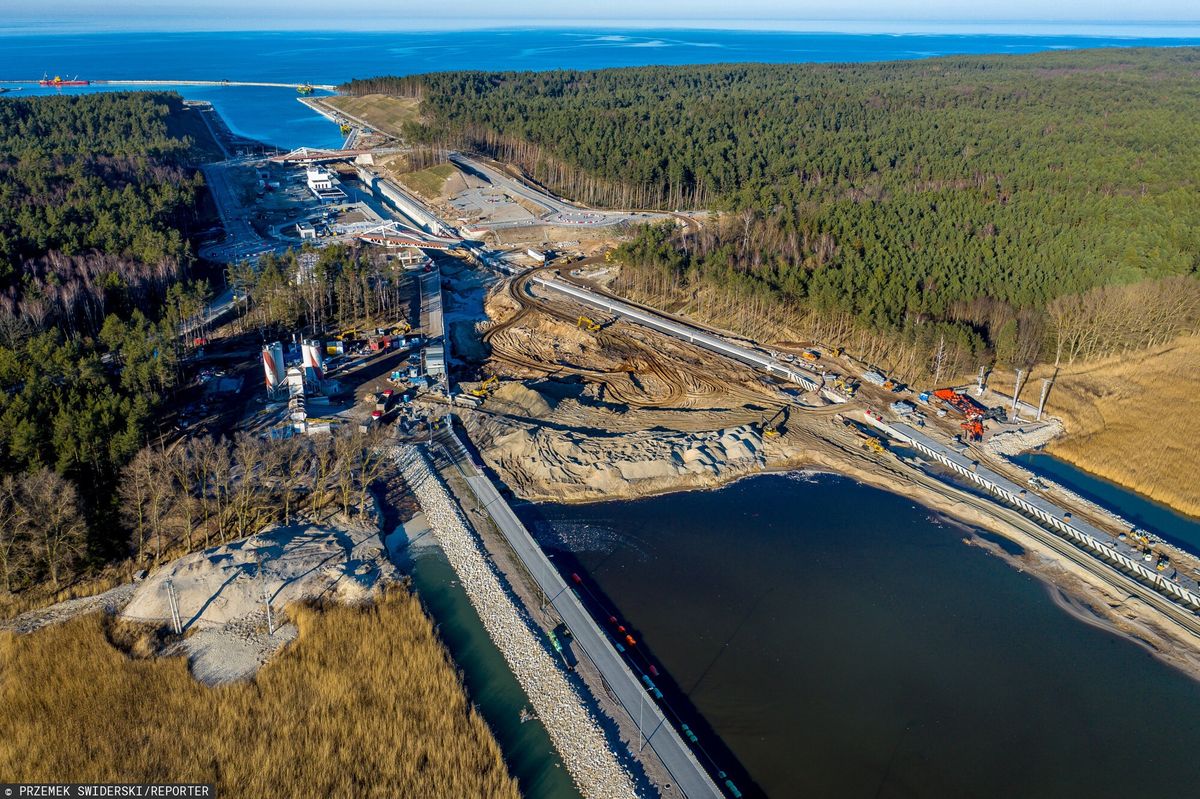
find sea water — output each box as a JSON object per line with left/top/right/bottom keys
{"left": 4, "top": 29, "right": 1200, "bottom": 150}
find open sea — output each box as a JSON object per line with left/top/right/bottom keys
{"left": 3, "top": 29, "right": 1200, "bottom": 149}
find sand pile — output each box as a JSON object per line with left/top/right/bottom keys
{"left": 487, "top": 381, "right": 557, "bottom": 417}
{"left": 483, "top": 420, "right": 766, "bottom": 502}
{"left": 122, "top": 522, "right": 396, "bottom": 684}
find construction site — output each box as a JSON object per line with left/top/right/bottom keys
{"left": 423, "top": 249, "right": 1200, "bottom": 680}
{"left": 208, "top": 124, "right": 1200, "bottom": 685}
{"left": 42, "top": 96, "right": 1198, "bottom": 799}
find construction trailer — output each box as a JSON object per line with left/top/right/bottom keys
{"left": 424, "top": 344, "right": 446, "bottom": 377}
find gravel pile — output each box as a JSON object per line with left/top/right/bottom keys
{"left": 394, "top": 445, "right": 638, "bottom": 799}
{"left": 985, "top": 420, "right": 1064, "bottom": 456}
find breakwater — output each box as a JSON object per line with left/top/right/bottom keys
{"left": 393, "top": 444, "right": 638, "bottom": 799}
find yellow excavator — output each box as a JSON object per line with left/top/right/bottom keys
{"left": 577, "top": 315, "right": 602, "bottom": 332}
{"left": 762, "top": 407, "right": 788, "bottom": 438}
{"left": 393, "top": 320, "right": 413, "bottom": 336}
{"left": 469, "top": 375, "right": 500, "bottom": 398}
{"left": 834, "top": 375, "right": 859, "bottom": 397}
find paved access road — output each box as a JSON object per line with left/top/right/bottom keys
{"left": 436, "top": 429, "right": 724, "bottom": 799}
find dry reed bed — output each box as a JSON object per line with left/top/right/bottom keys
{"left": 990, "top": 334, "right": 1200, "bottom": 518}
{"left": 0, "top": 589, "right": 518, "bottom": 799}
{"left": 394, "top": 445, "right": 638, "bottom": 799}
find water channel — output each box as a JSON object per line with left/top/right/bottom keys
{"left": 522, "top": 472, "right": 1200, "bottom": 798}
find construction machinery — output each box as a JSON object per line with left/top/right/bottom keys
{"left": 834, "top": 375, "right": 859, "bottom": 397}
{"left": 577, "top": 315, "right": 602, "bottom": 333}
{"left": 762, "top": 407, "right": 788, "bottom": 438}
{"left": 961, "top": 419, "right": 985, "bottom": 442}
{"left": 393, "top": 320, "right": 412, "bottom": 336}
{"left": 834, "top": 413, "right": 889, "bottom": 454}
{"left": 800, "top": 349, "right": 821, "bottom": 362}
{"left": 469, "top": 375, "right": 500, "bottom": 398}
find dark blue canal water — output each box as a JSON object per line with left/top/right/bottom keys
{"left": 524, "top": 472, "right": 1200, "bottom": 798}
{"left": 1015, "top": 452, "right": 1200, "bottom": 554}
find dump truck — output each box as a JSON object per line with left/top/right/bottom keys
{"left": 800, "top": 349, "right": 821, "bottom": 362}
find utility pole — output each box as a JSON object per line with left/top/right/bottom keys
{"left": 1036, "top": 377, "right": 1053, "bottom": 421}
{"left": 1011, "top": 368, "right": 1026, "bottom": 421}
{"left": 165, "top": 579, "right": 183, "bottom": 635}
{"left": 258, "top": 555, "right": 275, "bottom": 635}
{"left": 976, "top": 365, "right": 987, "bottom": 396}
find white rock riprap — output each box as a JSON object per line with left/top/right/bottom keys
{"left": 984, "top": 420, "right": 1064, "bottom": 456}
{"left": 394, "top": 445, "right": 639, "bottom": 799}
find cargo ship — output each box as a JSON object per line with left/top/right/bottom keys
{"left": 39, "top": 74, "right": 90, "bottom": 87}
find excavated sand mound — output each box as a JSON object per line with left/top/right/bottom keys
{"left": 122, "top": 523, "right": 396, "bottom": 684}
{"left": 488, "top": 381, "right": 557, "bottom": 418}
{"left": 485, "top": 422, "right": 767, "bottom": 502}
{"left": 124, "top": 523, "right": 393, "bottom": 629}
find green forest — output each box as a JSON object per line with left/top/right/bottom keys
{"left": 0, "top": 92, "right": 209, "bottom": 593}
{"left": 346, "top": 48, "right": 1200, "bottom": 372}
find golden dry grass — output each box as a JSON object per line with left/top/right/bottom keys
{"left": 0, "top": 588, "right": 519, "bottom": 799}
{"left": 990, "top": 334, "right": 1200, "bottom": 518}
{"left": 324, "top": 94, "right": 422, "bottom": 138}
{"left": 0, "top": 564, "right": 129, "bottom": 621}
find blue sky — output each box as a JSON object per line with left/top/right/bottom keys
{"left": 7, "top": 1, "right": 1200, "bottom": 32}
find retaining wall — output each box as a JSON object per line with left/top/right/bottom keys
{"left": 866, "top": 418, "right": 1200, "bottom": 610}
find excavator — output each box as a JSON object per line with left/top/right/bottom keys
{"left": 834, "top": 375, "right": 859, "bottom": 397}
{"left": 469, "top": 375, "right": 500, "bottom": 398}
{"left": 762, "top": 407, "right": 788, "bottom": 438}
{"left": 392, "top": 320, "right": 412, "bottom": 336}
{"left": 577, "top": 315, "right": 602, "bottom": 332}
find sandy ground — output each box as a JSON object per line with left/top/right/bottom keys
{"left": 117, "top": 520, "right": 396, "bottom": 684}
{"left": 2, "top": 583, "right": 137, "bottom": 635}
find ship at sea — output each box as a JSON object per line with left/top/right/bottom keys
{"left": 39, "top": 73, "right": 89, "bottom": 87}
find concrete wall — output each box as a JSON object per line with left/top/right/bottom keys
{"left": 867, "top": 417, "right": 1200, "bottom": 610}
